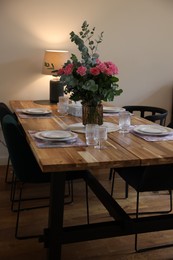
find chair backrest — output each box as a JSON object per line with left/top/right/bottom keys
{"left": 0, "top": 102, "right": 14, "bottom": 124}
{"left": 167, "top": 121, "right": 173, "bottom": 129}
{"left": 140, "top": 164, "right": 173, "bottom": 191}
{"left": 123, "top": 105, "right": 168, "bottom": 126}
{"left": 2, "top": 114, "right": 50, "bottom": 183}
{"left": 118, "top": 164, "right": 173, "bottom": 192}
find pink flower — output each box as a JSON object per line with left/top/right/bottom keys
{"left": 76, "top": 66, "right": 87, "bottom": 76}
{"left": 96, "top": 62, "right": 107, "bottom": 73}
{"left": 104, "top": 62, "right": 119, "bottom": 75}
{"left": 63, "top": 64, "right": 74, "bottom": 75}
{"left": 90, "top": 67, "right": 100, "bottom": 76}
{"left": 57, "top": 68, "right": 64, "bottom": 76}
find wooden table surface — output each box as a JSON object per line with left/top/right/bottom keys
{"left": 10, "top": 100, "right": 173, "bottom": 172}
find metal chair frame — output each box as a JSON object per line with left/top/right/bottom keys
{"left": 115, "top": 165, "right": 173, "bottom": 252}
{"left": 2, "top": 114, "right": 90, "bottom": 240}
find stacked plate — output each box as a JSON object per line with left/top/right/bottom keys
{"left": 103, "top": 106, "right": 125, "bottom": 113}
{"left": 21, "top": 108, "right": 52, "bottom": 115}
{"left": 133, "top": 125, "right": 173, "bottom": 136}
{"left": 34, "top": 130, "right": 78, "bottom": 142}
{"left": 67, "top": 122, "right": 119, "bottom": 133}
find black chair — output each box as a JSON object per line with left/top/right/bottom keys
{"left": 0, "top": 103, "right": 31, "bottom": 207}
{"left": 0, "top": 102, "right": 16, "bottom": 183}
{"left": 109, "top": 105, "right": 168, "bottom": 182}
{"left": 123, "top": 105, "right": 168, "bottom": 126}
{"left": 116, "top": 164, "right": 173, "bottom": 252}
{"left": 167, "top": 121, "right": 173, "bottom": 129}
{"left": 2, "top": 114, "right": 90, "bottom": 239}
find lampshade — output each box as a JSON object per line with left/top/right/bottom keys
{"left": 40, "top": 50, "right": 69, "bottom": 104}
{"left": 42, "top": 50, "right": 69, "bottom": 75}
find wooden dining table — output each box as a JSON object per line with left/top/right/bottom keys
{"left": 9, "top": 100, "right": 173, "bottom": 260}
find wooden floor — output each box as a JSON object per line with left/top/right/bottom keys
{"left": 1, "top": 165, "right": 173, "bottom": 260}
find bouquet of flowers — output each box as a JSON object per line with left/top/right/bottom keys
{"left": 53, "top": 21, "right": 123, "bottom": 107}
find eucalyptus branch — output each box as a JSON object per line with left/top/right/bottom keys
{"left": 71, "top": 21, "right": 104, "bottom": 58}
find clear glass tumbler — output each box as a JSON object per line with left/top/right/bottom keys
{"left": 119, "top": 111, "right": 131, "bottom": 133}
{"left": 58, "top": 96, "right": 69, "bottom": 117}
{"left": 94, "top": 125, "right": 108, "bottom": 149}
{"left": 85, "top": 124, "right": 98, "bottom": 146}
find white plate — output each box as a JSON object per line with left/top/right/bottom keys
{"left": 21, "top": 108, "right": 52, "bottom": 115}
{"left": 68, "top": 122, "right": 119, "bottom": 133}
{"left": 34, "top": 131, "right": 78, "bottom": 141}
{"left": 133, "top": 125, "right": 173, "bottom": 136}
{"left": 103, "top": 106, "right": 125, "bottom": 113}
{"left": 40, "top": 130, "right": 72, "bottom": 139}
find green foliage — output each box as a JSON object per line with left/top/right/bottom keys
{"left": 57, "top": 21, "right": 123, "bottom": 106}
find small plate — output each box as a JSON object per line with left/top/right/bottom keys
{"left": 133, "top": 125, "right": 173, "bottom": 136}
{"left": 68, "top": 122, "right": 119, "bottom": 133}
{"left": 40, "top": 130, "right": 72, "bottom": 139}
{"left": 34, "top": 131, "right": 78, "bottom": 141}
{"left": 21, "top": 108, "right": 52, "bottom": 115}
{"left": 103, "top": 106, "right": 125, "bottom": 113}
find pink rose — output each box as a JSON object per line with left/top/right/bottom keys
{"left": 63, "top": 64, "right": 74, "bottom": 75}
{"left": 57, "top": 68, "right": 64, "bottom": 76}
{"left": 76, "top": 66, "right": 87, "bottom": 76}
{"left": 96, "top": 62, "right": 107, "bottom": 73}
{"left": 104, "top": 62, "right": 119, "bottom": 75}
{"left": 90, "top": 67, "right": 100, "bottom": 76}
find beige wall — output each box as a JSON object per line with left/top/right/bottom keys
{"left": 0, "top": 0, "right": 173, "bottom": 163}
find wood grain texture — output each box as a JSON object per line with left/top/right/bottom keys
{"left": 10, "top": 100, "right": 173, "bottom": 173}
{"left": 9, "top": 101, "right": 140, "bottom": 172}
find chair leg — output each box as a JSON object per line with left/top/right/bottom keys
{"left": 169, "top": 190, "right": 172, "bottom": 212}
{"left": 125, "top": 182, "right": 129, "bottom": 198}
{"left": 85, "top": 181, "right": 89, "bottom": 224}
{"left": 135, "top": 191, "right": 139, "bottom": 252}
{"left": 11, "top": 174, "right": 50, "bottom": 212}
{"left": 15, "top": 183, "right": 23, "bottom": 239}
{"left": 4, "top": 156, "right": 13, "bottom": 184}
{"left": 129, "top": 190, "right": 173, "bottom": 216}
{"left": 64, "top": 180, "right": 74, "bottom": 205}
{"left": 14, "top": 179, "right": 89, "bottom": 239}
{"left": 4, "top": 155, "right": 10, "bottom": 183}
{"left": 11, "top": 175, "right": 17, "bottom": 212}
{"left": 110, "top": 169, "right": 116, "bottom": 196}
{"left": 15, "top": 183, "right": 49, "bottom": 240}
{"left": 111, "top": 170, "right": 129, "bottom": 199}
{"left": 15, "top": 183, "right": 40, "bottom": 239}
{"left": 109, "top": 168, "right": 113, "bottom": 180}
{"left": 135, "top": 191, "right": 173, "bottom": 253}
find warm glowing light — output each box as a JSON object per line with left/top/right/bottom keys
{"left": 42, "top": 50, "right": 69, "bottom": 75}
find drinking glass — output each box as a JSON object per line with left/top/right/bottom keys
{"left": 119, "top": 111, "right": 131, "bottom": 133}
{"left": 94, "top": 125, "right": 108, "bottom": 149}
{"left": 85, "top": 124, "right": 98, "bottom": 146}
{"left": 58, "top": 96, "right": 69, "bottom": 117}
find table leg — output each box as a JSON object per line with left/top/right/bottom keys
{"left": 47, "top": 172, "right": 66, "bottom": 260}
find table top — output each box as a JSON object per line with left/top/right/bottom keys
{"left": 9, "top": 100, "right": 173, "bottom": 173}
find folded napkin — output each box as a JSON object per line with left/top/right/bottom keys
{"left": 28, "top": 130, "right": 86, "bottom": 148}
{"left": 16, "top": 109, "right": 53, "bottom": 118}
{"left": 131, "top": 129, "right": 173, "bottom": 142}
